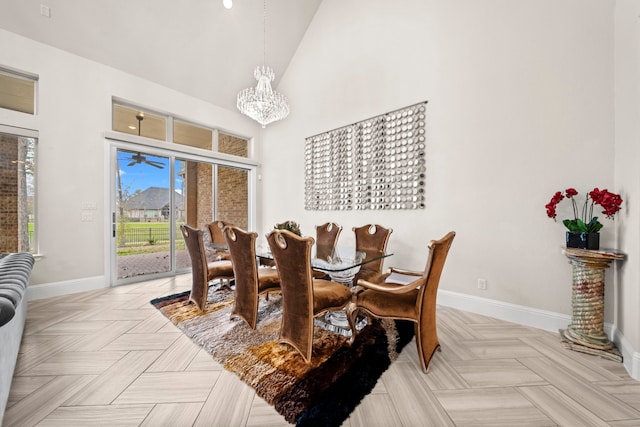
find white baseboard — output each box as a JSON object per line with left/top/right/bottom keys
{"left": 437, "top": 289, "right": 640, "bottom": 381}
{"left": 27, "top": 276, "right": 107, "bottom": 301}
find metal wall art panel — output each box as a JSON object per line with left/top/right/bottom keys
{"left": 305, "top": 102, "right": 427, "bottom": 211}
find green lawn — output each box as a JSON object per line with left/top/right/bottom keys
{"left": 117, "top": 221, "right": 186, "bottom": 252}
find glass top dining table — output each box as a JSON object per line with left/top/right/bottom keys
{"left": 256, "top": 244, "right": 392, "bottom": 274}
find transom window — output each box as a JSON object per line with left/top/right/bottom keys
{"left": 112, "top": 101, "right": 249, "bottom": 158}
{"left": 0, "top": 67, "right": 38, "bottom": 115}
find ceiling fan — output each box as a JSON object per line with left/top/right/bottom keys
{"left": 125, "top": 152, "right": 165, "bottom": 169}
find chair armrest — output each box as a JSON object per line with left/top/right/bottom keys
{"left": 388, "top": 267, "right": 422, "bottom": 277}
{"left": 356, "top": 277, "right": 423, "bottom": 294}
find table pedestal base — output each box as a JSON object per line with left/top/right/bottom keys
{"left": 559, "top": 328, "right": 622, "bottom": 362}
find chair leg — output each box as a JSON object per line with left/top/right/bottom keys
{"left": 416, "top": 322, "right": 440, "bottom": 374}
{"left": 346, "top": 302, "right": 359, "bottom": 344}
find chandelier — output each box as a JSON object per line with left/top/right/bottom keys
{"left": 237, "top": 0, "right": 290, "bottom": 128}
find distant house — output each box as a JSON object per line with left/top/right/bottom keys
{"left": 123, "top": 187, "right": 185, "bottom": 222}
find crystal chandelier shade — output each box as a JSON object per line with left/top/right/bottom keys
{"left": 237, "top": 65, "right": 289, "bottom": 128}
{"left": 236, "top": 0, "right": 290, "bottom": 128}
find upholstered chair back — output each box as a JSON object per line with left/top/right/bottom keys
{"left": 267, "top": 230, "right": 315, "bottom": 360}
{"left": 352, "top": 224, "right": 393, "bottom": 283}
{"left": 315, "top": 222, "right": 342, "bottom": 260}
{"left": 180, "top": 224, "right": 209, "bottom": 308}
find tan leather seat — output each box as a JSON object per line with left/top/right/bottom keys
{"left": 348, "top": 231, "right": 455, "bottom": 373}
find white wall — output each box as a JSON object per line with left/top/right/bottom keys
{"left": 259, "top": 0, "right": 640, "bottom": 370}
{"left": 0, "top": 29, "right": 261, "bottom": 288}
{"left": 614, "top": 0, "right": 640, "bottom": 375}
{"left": 262, "top": 0, "right": 616, "bottom": 314}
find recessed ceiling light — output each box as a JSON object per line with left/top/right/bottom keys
{"left": 223, "top": 0, "right": 232, "bottom": 9}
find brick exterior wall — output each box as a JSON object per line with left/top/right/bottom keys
{"left": 0, "top": 134, "right": 20, "bottom": 252}
{"left": 185, "top": 133, "right": 249, "bottom": 231}
{"left": 216, "top": 134, "right": 248, "bottom": 229}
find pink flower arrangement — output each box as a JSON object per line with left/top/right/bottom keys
{"left": 545, "top": 188, "right": 623, "bottom": 233}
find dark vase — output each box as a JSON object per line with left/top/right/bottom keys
{"left": 566, "top": 231, "right": 600, "bottom": 250}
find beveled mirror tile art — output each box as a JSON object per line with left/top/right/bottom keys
{"left": 305, "top": 102, "right": 427, "bottom": 211}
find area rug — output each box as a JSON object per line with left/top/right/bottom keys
{"left": 150, "top": 288, "right": 414, "bottom": 426}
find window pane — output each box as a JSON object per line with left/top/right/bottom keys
{"left": 216, "top": 165, "right": 248, "bottom": 229}
{"left": 0, "top": 72, "right": 36, "bottom": 114}
{"left": 0, "top": 133, "right": 36, "bottom": 252}
{"left": 174, "top": 120, "right": 213, "bottom": 150}
{"left": 113, "top": 104, "right": 166, "bottom": 141}
{"left": 219, "top": 132, "right": 248, "bottom": 158}
{"left": 116, "top": 149, "right": 171, "bottom": 279}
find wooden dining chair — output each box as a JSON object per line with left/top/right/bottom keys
{"left": 266, "top": 229, "right": 355, "bottom": 363}
{"left": 207, "top": 220, "right": 233, "bottom": 260}
{"left": 315, "top": 222, "right": 342, "bottom": 260}
{"left": 348, "top": 231, "right": 455, "bottom": 373}
{"left": 352, "top": 224, "right": 393, "bottom": 284}
{"left": 223, "top": 225, "right": 280, "bottom": 329}
{"left": 180, "top": 224, "right": 235, "bottom": 311}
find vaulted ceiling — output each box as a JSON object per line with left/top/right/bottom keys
{"left": 0, "top": 0, "right": 322, "bottom": 112}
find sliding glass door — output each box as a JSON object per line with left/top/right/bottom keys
{"left": 111, "top": 143, "right": 253, "bottom": 285}
{"left": 115, "top": 149, "right": 172, "bottom": 280}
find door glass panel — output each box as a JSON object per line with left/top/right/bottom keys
{"left": 0, "top": 133, "right": 36, "bottom": 252}
{"left": 116, "top": 149, "right": 172, "bottom": 279}
{"left": 175, "top": 158, "right": 190, "bottom": 271}
{"left": 216, "top": 165, "right": 248, "bottom": 229}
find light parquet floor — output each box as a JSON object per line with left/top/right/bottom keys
{"left": 4, "top": 275, "right": 640, "bottom": 426}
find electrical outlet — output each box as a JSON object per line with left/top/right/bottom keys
{"left": 477, "top": 278, "right": 487, "bottom": 290}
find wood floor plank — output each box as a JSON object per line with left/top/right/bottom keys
{"left": 63, "top": 350, "right": 162, "bottom": 406}
{"left": 519, "top": 385, "right": 610, "bottom": 426}
{"left": 2, "top": 375, "right": 97, "bottom": 427}
{"left": 185, "top": 348, "right": 224, "bottom": 372}
{"left": 194, "top": 370, "right": 254, "bottom": 427}
{"left": 64, "top": 320, "right": 140, "bottom": 352}
{"left": 245, "top": 395, "right": 291, "bottom": 427}
{"left": 14, "top": 335, "right": 84, "bottom": 375}
{"left": 146, "top": 333, "right": 201, "bottom": 372}
{"left": 6, "top": 375, "right": 55, "bottom": 407}
{"left": 433, "top": 387, "right": 555, "bottom": 426}
{"left": 519, "top": 357, "right": 640, "bottom": 421}
{"left": 140, "top": 402, "right": 204, "bottom": 427}
{"left": 20, "top": 350, "right": 128, "bottom": 376}
{"left": 36, "top": 404, "right": 154, "bottom": 426}
{"left": 350, "top": 393, "right": 403, "bottom": 427}
{"left": 114, "top": 371, "right": 220, "bottom": 404}
{"left": 448, "top": 358, "right": 546, "bottom": 388}
{"left": 100, "top": 331, "right": 180, "bottom": 351}
{"left": 382, "top": 360, "right": 455, "bottom": 426}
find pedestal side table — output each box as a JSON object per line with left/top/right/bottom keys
{"left": 561, "top": 248, "right": 625, "bottom": 362}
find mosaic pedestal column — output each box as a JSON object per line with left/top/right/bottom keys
{"left": 560, "top": 248, "right": 625, "bottom": 362}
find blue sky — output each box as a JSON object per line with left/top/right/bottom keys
{"left": 117, "top": 152, "right": 184, "bottom": 195}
